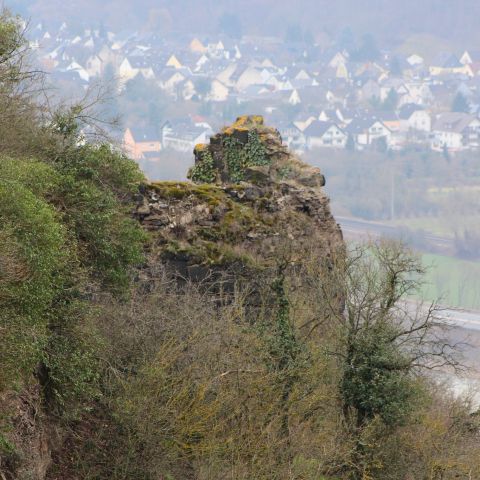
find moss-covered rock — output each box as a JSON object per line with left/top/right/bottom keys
{"left": 188, "top": 115, "right": 325, "bottom": 187}
{"left": 135, "top": 117, "right": 343, "bottom": 284}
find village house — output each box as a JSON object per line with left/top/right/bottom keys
{"left": 398, "top": 104, "right": 432, "bottom": 132}
{"left": 157, "top": 68, "right": 193, "bottom": 96}
{"left": 276, "top": 122, "right": 306, "bottom": 151}
{"left": 189, "top": 38, "right": 207, "bottom": 54}
{"left": 161, "top": 121, "right": 212, "bottom": 152}
{"left": 379, "top": 79, "right": 409, "bottom": 103}
{"left": 431, "top": 112, "right": 480, "bottom": 151}
{"left": 293, "top": 113, "right": 317, "bottom": 132}
{"left": 208, "top": 79, "right": 229, "bottom": 101}
{"left": 304, "top": 121, "right": 348, "bottom": 149}
{"left": 346, "top": 116, "right": 392, "bottom": 148}
{"left": 85, "top": 54, "right": 103, "bottom": 77}
{"left": 372, "top": 111, "right": 401, "bottom": 133}
{"left": 166, "top": 54, "right": 183, "bottom": 69}
{"left": 123, "top": 127, "right": 162, "bottom": 160}
{"left": 31, "top": 19, "right": 480, "bottom": 156}
{"left": 235, "top": 66, "right": 265, "bottom": 91}
{"left": 118, "top": 57, "right": 139, "bottom": 83}
{"left": 429, "top": 54, "right": 473, "bottom": 77}
{"left": 65, "top": 61, "right": 90, "bottom": 82}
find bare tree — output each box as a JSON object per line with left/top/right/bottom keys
{"left": 309, "top": 240, "right": 467, "bottom": 478}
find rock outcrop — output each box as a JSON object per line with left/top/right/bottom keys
{"left": 135, "top": 116, "right": 343, "bottom": 285}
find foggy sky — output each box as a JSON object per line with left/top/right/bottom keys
{"left": 8, "top": 0, "right": 480, "bottom": 47}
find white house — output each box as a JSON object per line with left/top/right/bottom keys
{"left": 294, "top": 114, "right": 316, "bottom": 132}
{"left": 398, "top": 104, "right": 431, "bottom": 132}
{"left": 235, "top": 67, "right": 264, "bottom": 91}
{"left": 304, "top": 121, "right": 347, "bottom": 149}
{"left": 216, "top": 63, "right": 237, "bottom": 86}
{"left": 161, "top": 121, "right": 212, "bottom": 152}
{"left": 294, "top": 69, "right": 311, "bottom": 81}
{"left": 181, "top": 79, "right": 196, "bottom": 101}
{"left": 85, "top": 54, "right": 103, "bottom": 77}
{"left": 329, "top": 52, "right": 348, "bottom": 69}
{"left": 288, "top": 89, "right": 301, "bottom": 105}
{"left": 158, "top": 70, "right": 187, "bottom": 94}
{"left": 166, "top": 54, "right": 183, "bottom": 69}
{"left": 346, "top": 117, "right": 392, "bottom": 147}
{"left": 195, "top": 54, "right": 209, "bottom": 71}
{"left": 118, "top": 58, "right": 139, "bottom": 82}
{"left": 66, "top": 61, "right": 90, "bottom": 82}
{"left": 277, "top": 122, "right": 305, "bottom": 151}
{"left": 431, "top": 113, "right": 480, "bottom": 151}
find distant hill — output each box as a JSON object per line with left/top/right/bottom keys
{"left": 12, "top": 0, "right": 480, "bottom": 49}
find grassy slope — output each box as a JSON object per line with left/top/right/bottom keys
{"left": 421, "top": 253, "right": 480, "bottom": 310}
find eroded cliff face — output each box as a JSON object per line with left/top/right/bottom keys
{"left": 135, "top": 116, "right": 343, "bottom": 285}
{"left": 2, "top": 117, "right": 343, "bottom": 480}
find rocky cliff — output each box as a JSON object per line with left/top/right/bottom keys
{"left": 0, "top": 116, "right": 342, "bottom": 480}
{"left": 135, "top": 116, "right": 343, "bottom": 287}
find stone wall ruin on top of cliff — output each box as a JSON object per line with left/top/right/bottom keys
{"left": 135, "top": 115, "right": 343, "bottom": 285}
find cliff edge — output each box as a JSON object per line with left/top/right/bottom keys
{"left": 135, "top": 116, "right": 343, "bottom": 282}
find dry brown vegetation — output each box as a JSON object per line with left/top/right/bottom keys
{"left": 47, "top": 242, "right": 480, "bottom": 480}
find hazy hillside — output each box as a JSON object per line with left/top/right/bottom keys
{"left": 11, "top": 0, "right": 480, "bottom": 47}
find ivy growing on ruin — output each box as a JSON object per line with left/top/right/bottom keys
{"left": 188, "top": 150, "right": 216, "bottom": 183}
{"left": 223, "top": 135, "right": 246, "bottom": 182}
{"left": 223, "top": 129, "right": 269, "bottom": 182}
{"left": 245, "top": 130, "right": 268, "bottom": 166}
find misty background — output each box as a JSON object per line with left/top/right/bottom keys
{"left": 11, "top": 0, "right": 480, "bottom": 47}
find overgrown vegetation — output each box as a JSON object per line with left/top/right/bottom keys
{"left": 188, "top": 148, "right": 216, "bottom": 183}
{"left": 51, "top": 241, "right": 480, "bottom": 480}
{"left": 0, "top": 9, "right": 146, "bottom": 473}
{"left": 1, "top": 10, "right": 479, "bottom": 480}
{"left": 222, "top": 129, "right": 269, "bottom": 182}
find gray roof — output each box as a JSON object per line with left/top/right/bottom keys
{"left": 129, "top": 127, "right": 160, "bottom": 142}
{"left": 433, "top": 112, "right": 477, "bottom": 133}
{"left": 399, "top": 103, "right": 425, "bottom": 120}
{"left": 346, "top": 116, "right": 390, "bottom": 134}
{"left": 304, "top": 121, "right": 344, "bottom": 137}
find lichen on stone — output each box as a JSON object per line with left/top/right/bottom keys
{"left": 135, "top": 116, "right": 342, "bottom": 276}
{"left": 189, "top": 115, "right": 325, "bottom": 187}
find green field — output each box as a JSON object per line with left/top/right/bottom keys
{"left": 420, "top": 254, "right": 480, "bottom": 310}
{"left": 387, "top": 214, "right": 480, "bottom": 239}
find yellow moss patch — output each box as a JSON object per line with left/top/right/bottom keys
{"left": 233, "top": 115, "right": 264, "bottom": 128}
{"left": 150, "top": 181, "right": 227, "bottom": 205}
{"left": 194, "top": 143, "right": 208, "bottom": 153}
{"left": 250, "top": 115, "right": 264, "bottom": 125}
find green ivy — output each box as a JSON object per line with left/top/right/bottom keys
{"left": 245, "top": 130, "right": 268, "bottom": 166}
{"left": 223, "top": 135, "right": 246, "bottom": 182}
{"left": 188, "top": 151, "right": 216, "bottom": 183}
{"left": 189, "top": 130, "right": 270, "bottom": 184}
{"left": 223, "top": 129, "right": 270, "bottom": 182}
